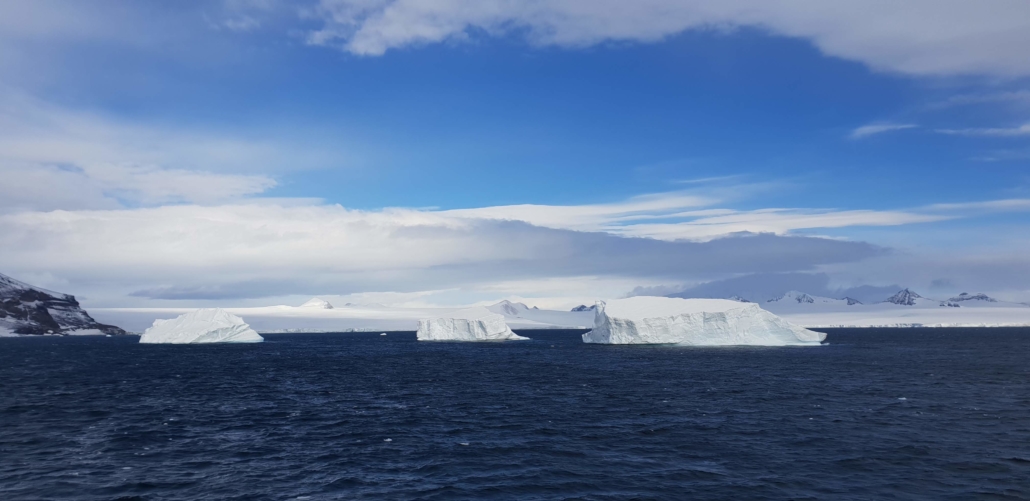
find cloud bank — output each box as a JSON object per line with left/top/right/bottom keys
{"left": 308, "top": 0, "right": 1030, "bottom": 77}
{"left": 0, "top": 203, "right": 884, "bottom": 302}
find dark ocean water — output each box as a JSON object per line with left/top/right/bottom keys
{"left": 2, "top": 328, "right": 1029, "bottom": 500}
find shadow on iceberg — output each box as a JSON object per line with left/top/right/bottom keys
{"left": 139, "top": 308, "right": 264, "bottom": 344}
{"left": 417, "top": 307, "right": 529, "bottom": 342}
{"left": 582, "top": 297, "right": 825, "bottom": 346}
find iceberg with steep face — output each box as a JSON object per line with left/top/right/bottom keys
{"left": 417, "top": 307, "right": 528, "bottom": 341}
{"left": 139, "top": 308, "right": 264, "bottom": 344}
{"left": 582, "top": 297, "right": 825, "bottom": 346}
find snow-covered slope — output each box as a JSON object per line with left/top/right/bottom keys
{"left": 298, "top": 297, "right": 334, "bottom": 309}
{"left": 762, "top": 289, "right": 1030, "bottom": 327}
{"left": 767, "top": 291, "right": 855, "bottom": 306}
{"left": 582, "top": 297, "right": 825, "bottom": 346}
{"left": 139, "top": 309, "right": 264, "bottom": 344}
{"left": 948, "top": 292, "right": 997, "bottom": 304}
{"left": 417, "top": 307, "right": 528, "bottom": 341}
{"left": 884, "top": 289, "right": 945, "bottom": 307}
{"left": 0, "top": 272, "right": 126, "bottom": 336}
{"left": 486, "top": 300, "right": 593, "bottom": 329}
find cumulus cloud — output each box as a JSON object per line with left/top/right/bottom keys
{"left": 307, "top": 0, "right": 1030, "bottom": 77}
{"left": 849, "top": 123, "right": 917, "bottom": 139}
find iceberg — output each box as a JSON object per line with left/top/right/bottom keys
{"left": 417, "top": 307, "right": 528, "bottom": 341}
{"left": 139, "top": 308, "right": 264, "bottom": 344}
{"left": 582, "top": 296, "right": 825, "bottom": 346}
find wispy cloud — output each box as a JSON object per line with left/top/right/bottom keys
{"left": 922, "top": 198, "right": 1030, "bottom": 212}
{"left": 936, "top": 124, "right": 1030, "bottom": 137}
{"left": 444, "top": 190, "right": 955, "bottom": 241}
{"left": 0, "top": 92, "right": 341, "bottom": 211}
{"left": 849, "top": 123, "right": 917, "bottom": 139}
{"left": 925, "top": 90, "right": 1030, "bottom": 110}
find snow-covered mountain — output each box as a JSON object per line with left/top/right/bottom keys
{"left": 883, "top": 289, "right": 944, "bottom": 306}
{"left": 948, "top": 292, "right": 997, "bottom": 304}
{"left": 767, "top": 291, "right": 856, "bottom": 306}
{"left": 298, "top": 297, "right": 334, "bottom": 309}
{"left": 759, "top": 287, "right": 1030, "bottom": 327}
{"left": 488, "top": 300, "right": 592, "bottom": 329}
{"left": 571, "top": 304, "right": 597, "bottom": 312}
{"left": 487, "top": 300, "right": 533, "bottom": 316}
{"left": 0, "top": 272, "right": 126, "bottom": 336}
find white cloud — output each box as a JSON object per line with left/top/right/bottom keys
{"left": 0, "top": 93, "right": 351, "bottom": 210}
{"left": 925, "top": 90, "right": 1030, "bottom": 110}
{"left": 441, "top": 191, "right": 716, "bottom": 233}
{"left": 923, "top": 198, "right": 1030, "bottom": 212}
{"left": 308, "top": 0, "right": 1030, "bottom": 77}
{"left": 3, "top": 192, "right": 1029, "bottom": 306}
{"left": 444, "top": 192, "right": 954, "bottom": 241}
{"left": 849, "top": 123, "right": 917, "bottom": 139}
{"left": 0, "top": 202, "right": 883, "bottom": 305}
{"left": 936, "top": 124, "right": 1030, "bottom": 137}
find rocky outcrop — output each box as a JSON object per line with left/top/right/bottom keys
{"left": 0, "top": 272, "right": 126, "bottom": 335}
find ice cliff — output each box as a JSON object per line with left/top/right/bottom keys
{"left": 139, "top": 308, "right": 264, "bottom": 344}
{"left": 582, "top": 296, "right": 825, "bottom": 346}
{"left": 417, "top": 307, "right": 528, "bottom": 341}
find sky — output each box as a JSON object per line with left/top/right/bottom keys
{"left": 1, "top": 0, "right": 1029, "bottom": 309}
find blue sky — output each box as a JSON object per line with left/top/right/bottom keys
{"left": 1, "top": 1, "right": 1029, "bottom": 307}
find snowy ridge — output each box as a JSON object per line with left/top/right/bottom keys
{"left": 0, "top": 272, "right": 72, "bottom": 301}
{"left": 0, "top": 271, "right": 126, "bottom": 336}
{"left": 768, "top": 291, "right": 854, "bottom": 306}
{"left": 298, "top": 297, "right": 335, "bottom": 309}
{"left": 948, "top": 292, "right": 997, "bottom": 303}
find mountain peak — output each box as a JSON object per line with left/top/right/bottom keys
{"left": 948, "top": 292, "right": 997, "bottom": 303}
{"left": 768, "top": 290, "right": 816, "bottom": 304}
{"left": 488, "top": 300, "right": 531, "bottom": 316}
{"left": 885, "top": 289, "right": 923, "bottom": 306}
{"left": 299, "top": 297, "right": 334, "bottom": 309}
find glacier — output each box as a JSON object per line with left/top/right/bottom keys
{"left": 417, "top": 307, "right": 529, "bottom": 342}
{"left": 582, "top": 296, "right": 825, "bottom": 346}
{"left": 139, "top": 309, "right": 264, "bottom": 344}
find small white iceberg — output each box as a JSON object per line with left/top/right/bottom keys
{"left": 582, "top": 297, "right": 825, "bottom": 346}
{"left": 139, "top": 308, "right": 264, "bottom": 344}
{"left": 417, "top": 307, "right": 528, "bottom": 342}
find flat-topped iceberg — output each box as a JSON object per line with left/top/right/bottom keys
{"left": 417, "top": 307, "right": 528, "bottom": 341}
{"left": 139, "top": 308, "right": 264, "bottom": 344}
{"left": 583, "top": 297, "right": 825, "bottom": 346}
